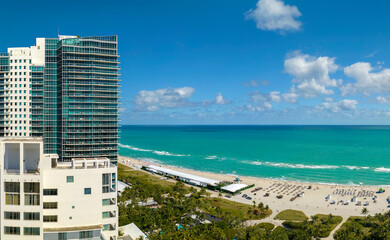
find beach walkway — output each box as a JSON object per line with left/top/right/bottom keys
{"left": 244, "top": 211, "right": 283, "bottom": 227}
{"left": 324, "top": 218, "right": 347, "bottom": 240}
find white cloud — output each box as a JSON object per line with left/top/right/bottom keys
{"left": 203, "top": 92, "right": 231, "bottom": 106}
{"left": 249, "top": 90, "right": 281, "bottom": 103}
{"left": 215, "top": 92, "right": 230, "bottom": 105}
{"left": 376, "top": 96, "right": 390, "bottom": 104}
{"left": 263, "top": 102, "right": 273, "bottom": 109}
{"left": 134, "top": 87, "right": 195, "bottom": 111}
{"left": 341, "top": 62, "right": 390, "bottom": 96}
{"left": 324, "top": 97, "right": 334, "bottom": 102}
{"left": 282, "top": 92, "right": 298, "bottom": 103}
{"left": 319, "top": 99, "right": 358, "bottom": 112}
{"left": 242, "top": 79, "right": 268, "bottom": 87}
{"left": 245, "top": 0, "right": 302, "bottom": 32}
{"left": 284, "top": 52, "right": 340, "bottom": 98}
{"left": 364, "top": 51, "right": 377, "bottom": 58}
{"left": 246, "top": 102, "right": 272, "bottom": 112}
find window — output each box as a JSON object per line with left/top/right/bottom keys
{"left": 102, "top": 173, "right": 110, "bottom": 193}
{"left": 84, "top": 188, "right": 91, "bottom": 195}
{"left": 24, "top": 182, "right": 40, "bottom": 205}
{"left": 6, "top": 194, "right": 20, "bottom": 205}
{"left": 66, "top": 176, "right": 74, "bottom": 183}
{"left": 4, "top": 212, "right": 20, "bottom": 220}
{"left": 103, "top": 224, "right": 110, "bottom": 231}
{"left": 102, "top": 199, "right": 110, "bottom": 206}
{"left": 58, "top": 232, "right": 67, "bottom": 240}
{"left": 102, "top": 173, "right": 110, "bottom": 185}
{"left": 4, "top": 226, "right": 20, "bottom": 235}
{"left": 5, "top": 182, "right": 20, "bottom": 192}
{"left": 102, "top": 211, "right": 110, "bottom": 219}
{"left": 43, "top": 202, "right": 58, "bottom": 209}
{"left": 43, "top": 215, "right": 57, "bottom": 222}
{"left": 102, "top": 186, "right": 109, "bottom": 193}
{"left": 43, "top": 189, "right": 57, "bottom": 195}
{"left": 24, "top": 194, "right": 39, "bottom": 205}
{"left": 24, "top": 212, "right": 40, "bottom": 221}
{"left": 79, "top": 231, "right": 93, "bottom": 239}
{"left": 24, "top": 227, "right": 40, "bottom": 236}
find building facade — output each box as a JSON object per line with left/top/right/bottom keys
{"left": 0, "top": 138, "right": 118, "bottom": 240}
{"left": 0, "top": 36, "right": 119, "bottom": 163}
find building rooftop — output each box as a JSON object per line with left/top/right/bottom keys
{"left": 0, "top": 137, "right": 43, "bottom": 142}
{"left": 118, "top": 180, "right": 131, "bottom": 193}
{"left": 73, "top": 157, "right": 110, "bottom": 161}
{"left": 147, "top": 165, "right": 220, "bottom": 186}
{"left": 221, "top": 183, "right": 248, "bottom": 193}
{"left": 119, "top": 223, "right": 147, "bottom": 240}
{"left": 43, "top": 224, "right": 103, "bottom": 232}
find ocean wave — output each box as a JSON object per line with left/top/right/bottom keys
{"left": 136, "top": 157, "right": 162, "bottom": 164}
{"left": 242, "top": 161, "right": 339, "bottom": 169}
{"left": 119, "top": 143, "right": 150, "bottom": 152}
{"left": 153, "top": 151, "right": 187, "bottom": 157}
{"left": 119, "top": 143, "right": 189, "bottom": 157}
{"left": 205, "top": 155, "right": 226, "bottom": 160}
{"left": 374, "top": 167, "right": 390, "bottom": 173}
{"left": 342, "top": 165, "right": 370, "bottom": 170}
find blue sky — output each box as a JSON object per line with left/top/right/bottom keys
{"left": 1, "top": 0, "right": 390, "bottom": 124}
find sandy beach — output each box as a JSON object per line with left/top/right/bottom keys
{"left": 119, "top": 155, "right": 389, "bottom": 220}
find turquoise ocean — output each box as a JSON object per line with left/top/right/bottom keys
{"left": 119, "top": 126, "right": 390, "bottom": 186}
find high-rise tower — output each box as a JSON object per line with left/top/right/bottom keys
{"left": 0, "top": 36, "right": 120, "bottom": 163}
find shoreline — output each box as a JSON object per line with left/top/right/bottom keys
{"left": 119, "top": 155, "right": 387, "bottom": 187}
{"left": 119, "top": 155, "right": 389, "bottom": 219}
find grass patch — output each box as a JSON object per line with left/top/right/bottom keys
{"left": 207, "top": 197, "right": 272, "bottom": 220}
{"left": 274, "top": 209, "right": 308, "bottom": 221}
{"left": 257, "top": 222, "right": 275, "bottom": 231}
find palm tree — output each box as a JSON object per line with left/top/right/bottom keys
{"left": 361, "top": 207, "right": 369, "bottom": 216}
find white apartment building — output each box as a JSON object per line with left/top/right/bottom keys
{"left": 0, "top": 138, "right": 118, "bottom": 240}
{"left": 5, "top": 39, "right": 45, "bottom": 137}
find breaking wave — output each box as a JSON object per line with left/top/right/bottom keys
{"left": 342, "top": 165, "right": 370, "bottom": 170}
{"left": 205, "top": 155, "right": 227, "bottom": 160}
{"left": 241, "top": 161, "right": 382, "bottom": 172}
{"left": 242, "top": 161, "right": 340, "bottom": 169}
{"left": 374, "top": 167, "right": 390, "bottom": 173}
{"left": 119, "top": 143, "right": 189, "bottom": 157}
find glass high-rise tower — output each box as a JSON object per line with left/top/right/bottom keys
{"left": 0, "top": 36, "right": 119, "bottom": 163}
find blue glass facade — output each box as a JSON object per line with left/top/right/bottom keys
{"left": 0, "top": 54, "right": 9, "bottom": 137}
{"left": 57, "top": 36, "right": 119, "bottom": 162}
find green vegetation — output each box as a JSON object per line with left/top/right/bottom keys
{"left": 274, "top": 209, "right": 308, "bottom": 221}
{"left": 206, "top": 198, "right": 271, "bottom": 220}
{"left": 282, "top": 214, "right": 343, "bottom": 238}
{"left": 118, "top": 164, "right": 273, "bottom": 239}
{"left": 334, "top": 212, "right": 390, "bottom": 240}
{"left": 117, "top": 164, "right": 354, "bottom": 240}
